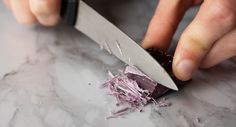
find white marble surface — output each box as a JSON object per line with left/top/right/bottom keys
{"left": 0, "top": 1, "right": 236, "bottom": 127}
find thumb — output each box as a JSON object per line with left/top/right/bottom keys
{"left": 173, "top": 0, "right": 236, "bottom": 80}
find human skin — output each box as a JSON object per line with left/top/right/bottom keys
{"left": 4, "top": 0, "right": 236, "bottom": 81}
{"left": 142, "top": 0, "right": 236, "bottom": 81}
{"left": 3, "top": 0, "right": 61, "bottom": 26}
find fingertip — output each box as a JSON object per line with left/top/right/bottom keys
{"left": 29, "top": 0, "right": 61, "bottom": 15}
{"left": 10, "top": 0, "right": 37, "bottom": 24}
{"left": 172, "top": 34, "right": 201, "bottom": 81}
{"left": 29, "top": 0, "right": 61, "bottom": 26}
{"left": 141, "top": 30, "right": 170, "bottom": 51}
{"left": 37, "top": 14, "right": 60, "bottom": 26}
{"left": 141, "top": 41, "right": 152, "bottom": 49}
{"left": 141, "top": 40, "right": 168, "bottom": 51}
{"left": 172, "top": 0, "right": 236, "bottom": 80}
{"left": 173, "top": 58, "right": 195, "bottom": 81}
{"left": 13, "top": 9, "right": 37, "bottom": 24}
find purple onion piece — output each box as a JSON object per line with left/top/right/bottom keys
{"left": 102, "top": 48, "right": 190, "bottom": 118}
{"left": 146, "top": 48, "right": 191, "bottom": 85}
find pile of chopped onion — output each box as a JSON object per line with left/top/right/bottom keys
{"left": 102, "top": 66, "right": 171, "bottom": 119}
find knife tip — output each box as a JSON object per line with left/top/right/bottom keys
{"left": 172, "top": 85, "right": 179, "bottom": 91}
{"left": 164, "top": 81, "right": 179, "bottom": 91}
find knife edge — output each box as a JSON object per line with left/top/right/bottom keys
{"left": 74, "top": 1, "right": 178, "bottom": 91}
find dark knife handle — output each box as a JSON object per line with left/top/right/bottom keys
{"left": 60, "top": 0, "right": 79, "bottom": 26}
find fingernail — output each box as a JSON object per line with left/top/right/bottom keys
{"left": 176, "top": 59, "right": 194, "bottom": 80}
{"left": 38, "top": 14, "right": 60, "bottom": 26}
{"left": 141, "top": 40, "right": 151, "bottom": 49}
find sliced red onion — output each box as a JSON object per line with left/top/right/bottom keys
{"left": 124, "top": 66, "right": 153, "bottom": 81}
{"left": 103, "top": 66, "right": 172, "bottom": 119}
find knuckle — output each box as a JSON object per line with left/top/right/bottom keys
{"left": 181, "top": 32, "right": 210, "bottom": 53}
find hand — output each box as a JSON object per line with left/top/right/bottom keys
{"left": 142, "top": 0, "right": 236, "bottom": 81}
{"left": 3, "top": 0, "right": 61, "bottom": 26}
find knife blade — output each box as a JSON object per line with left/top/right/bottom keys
{"left": 61, "top": 0, "right": 178, "bottom": 91}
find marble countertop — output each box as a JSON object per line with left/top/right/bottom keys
{"left": 0, "top": 1, "right": 236, "bottom": 127}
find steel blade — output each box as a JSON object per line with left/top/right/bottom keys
{"left": 75, "top": 1, "right": 178, "bottom": 90}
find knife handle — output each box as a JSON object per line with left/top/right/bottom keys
{"left": 60, "top": 0, "right": 79, "bottom": 26}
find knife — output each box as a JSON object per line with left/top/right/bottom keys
{"left": 60, "top": 0, "right": 178, "bottom": 91}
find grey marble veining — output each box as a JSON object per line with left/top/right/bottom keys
{"left": 0, "top": 1, "right": 236, "bottom": 127}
